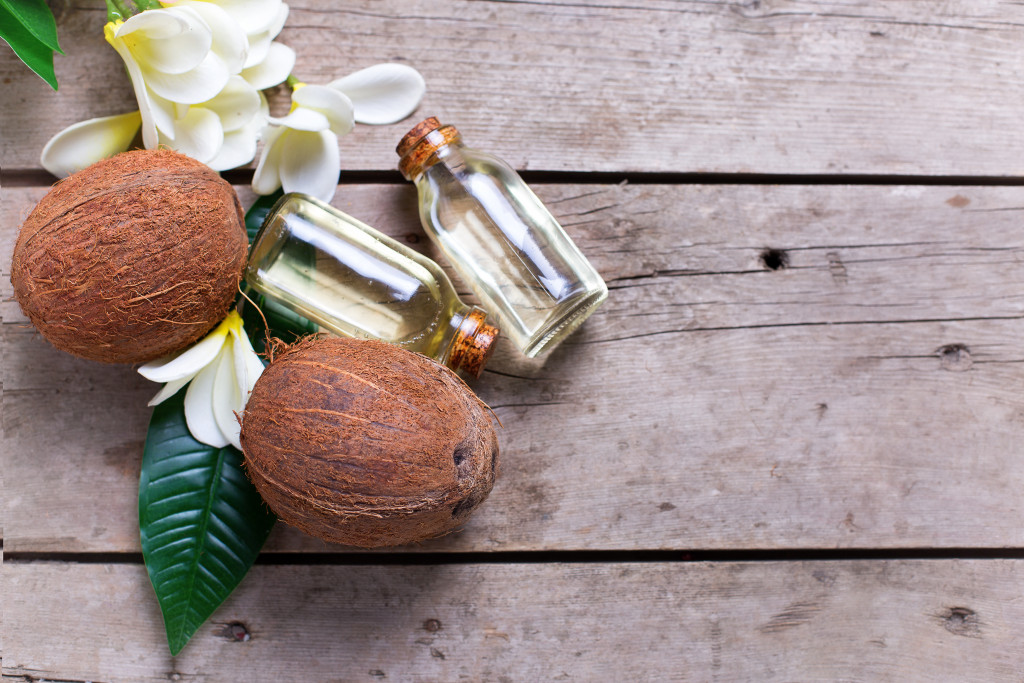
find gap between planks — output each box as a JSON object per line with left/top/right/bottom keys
{"left": 5, "top": 169, "right": 1024, "bottom": 188}
{"left": 7, "top": 548, "right": 1024, "bottom": 566}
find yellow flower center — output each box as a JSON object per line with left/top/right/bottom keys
{"left": 103, "top": 20, "right": 124, "bottom": 46}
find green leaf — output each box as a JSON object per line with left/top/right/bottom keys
{"left": 0, "top": 0, "right": 62, "bottom": 52}
{"left": 245, "top": 190, "right": 284, "bottom": 244}
{"left": 105, "top": 0, "right": 166, "bottom": 24}
{"left": 140, "top": 387, "right": 276, "bottom": 656}
{"left": 242, "top": 191, "right": 319, "bottom": 353}
{"left": 0, "top": 3, "right": 58, "bottom": 90}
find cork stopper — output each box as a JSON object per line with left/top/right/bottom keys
{"left": 446, "top": 307, "right": 499, "bottom": 378}
{"left": 397, "top": 117, "right": 461, "bottom": 180}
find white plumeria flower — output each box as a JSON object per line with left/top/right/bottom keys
{"left": 105, "top": 5, "right": 247, "bottom": 150}
{"left": 252, "top": 83, "right": 353, "bottom": 202}
{"left": 139, "top": 311, "right": 265, "bottom": 451}
{"left": 252, "top": 64, "right": 426, "bottom": 202}
{"left": 40, "top": 4, "right": 298, "bottom": 176}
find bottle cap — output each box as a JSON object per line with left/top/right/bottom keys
{"left": 447, "top": 307, "right": 499, "bottom": 378}
{"left": 397, "top": 117, "right": 461, "bottom": 180}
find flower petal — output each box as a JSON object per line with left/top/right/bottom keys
{"left": 232, "top": 327, "right": 266, "bottom": 399}
{"left": 142, "top": 50, "right": 231, "bottom": 104}
{"left": 184, "top": 352, "right": 231, "bottom": 448}
{"left": 105, "top": 33, "right": 162, "bottom": 149}
{"left": 244, "top": 29, "right": 271, "bottom": 70}
{"left": 268, "top": 106, "right": 331, "bottom": 132}
{"left": 167, "top": 106, "right": 224, "bottom": 163}
{"left": 202, "top": 75, "right": 261, "bottom": 132}
{"left": 147, "top": 376, "right": 192, "bottom": 406}
{"left": 116, "top": 8, "right": 192, "bottom": 41}
{"left": 40, "top": 111, "right": 142, "bottom": 177}
{"left": 267, "top": 2, "right": 289, "bottom": 39}
{"left": 139, "top": 318, "right": 232, "bottom": 383}
{"left": 292, "top": 84, "right": 354, "bottom": 135}
{"left": 213, "top": 0, "right": 284, "bottom": 36}
{"left": 179, "top": 1, "right": 248, "bottom": 75}
{"left": 279, "top": 129, "right": 340, "bottom": 202}
{"left": 328, "top": 63, "right": 426, "bottom": 125}
{"left": 212, "top": 342, "right": 245, "bottom": 450}
{"left": 252, "top": 124, "right": 286, "bottom": 194}
{"left": 118, "top": 8, "right": 210, "bottom": 75}
{"left": 241, "top": 41, "right": 295, "bottom": 90}
{"left": 243, "top": 2, "right": 289, "bottom": 66}
{"left": 148, "top": 88, "right": 178, "bottom": 138}
{"left": 206, "top": 120, "right": 261, "bottom": 171}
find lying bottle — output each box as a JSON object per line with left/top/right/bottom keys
{"left": 397, "top": 117, "right": 608, "bottom": 358}
{"left": 246, "top": 193, "right": 499, "bottom": 377}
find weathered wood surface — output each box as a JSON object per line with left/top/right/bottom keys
{"left": 3, "top": 1, "right": 1024, "bottom": 175}
{"left": 5, "top": 0, "right": 1024, "bottom": 678}
{"left": 5, "top": 560, "right": 1023, "bottom": 681}
{"left": 6, "top": 183, "right": 1024, "bottom": 554}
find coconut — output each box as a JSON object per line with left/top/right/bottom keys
{"left": 240, "top": 336, "right": 500, "bottom": 548}
{"left": 10, "top": 148, "right": 248, "bottom": 364}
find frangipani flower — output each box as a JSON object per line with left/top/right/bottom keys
{"left": 39, "top": 2, "right": 424, "bottom": 200}
{"left": 40, "top": 0, "right": 294, "bottom": 177}
{"left": 252, "top": 83, "right": 352, "bottom": 201}
{"left": 252, "top": 64, "right": 426, "bottom": 202}
{"left": 106, "top": 3, "right": 246, "bottom": 149}
{"left": 139, "top": 310, "right": 264, "bottom": 451}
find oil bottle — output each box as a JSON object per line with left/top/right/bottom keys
{"left": 246, "top": 193, "right": 498, "bottom": 377}
{"left": 397, "top": 117, "right": 608, "bottom": 358}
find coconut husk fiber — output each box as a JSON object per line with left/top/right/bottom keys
{"left": 240, "top": 336, "right": 500, "bottom": 548}
{"left": 10, "top": 148, "right": 248, "bottom": 364}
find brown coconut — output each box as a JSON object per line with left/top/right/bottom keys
{"left": 240, "top": 336, "right": 500, "bottom": 548}
{"left": 10, "top": 148, "right": 248, "bottom": 363}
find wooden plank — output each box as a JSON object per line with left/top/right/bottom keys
{"left": 5, "top": 183, "right": 1024, "bottom": 553}
{"left": 3, "top": 1, "right": 1024, "bottom": 175}
{"left": 5, "top": 560, "right": 1024, "bottom": 681}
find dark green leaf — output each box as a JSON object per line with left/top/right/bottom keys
{"left": 140, "top": 387, "right": 276, "bottom": 656}
{"left": 0, "top": 0, "right": 62, "bottom": 52}
{"left": 245, "top": 190, "right": 284, "bottom": 244}
{"left": 241, "top": 191, "right": 318, "bottom": 353}
{"left": 0, "top": 3, "right": 58, "bottom": 90}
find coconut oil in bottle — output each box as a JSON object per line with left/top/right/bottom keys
{"left": 397, "top": 118, "right": 608, "bottom": 358}
{"left": 246, "top": 193, "right": 498, "bottom": 377}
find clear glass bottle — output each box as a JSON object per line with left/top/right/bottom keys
{"left": 397, "top": 117, "right": 608, "bottom": 358}
{"left": 246, "top": 193, "right": 499, "bottom": 377}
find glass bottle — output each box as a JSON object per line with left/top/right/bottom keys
{"left": 246, "top": 193, "right": 499, "bottom": 377}
{"left": 397, "top": 117, "right": 608, "bottom": 358}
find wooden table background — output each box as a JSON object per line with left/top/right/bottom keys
{"left": 4, "top": 1, "right": 1024, "bottom": 680}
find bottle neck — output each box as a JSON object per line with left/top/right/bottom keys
{"left": 398, "top": 117, "right": 463, "bottom": 180}
{"left": 442, "top": 306, "right": 499, "bottom": 378}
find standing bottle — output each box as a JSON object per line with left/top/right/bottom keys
{"left": 246, "top": 193, "right": 498, "bottom": 377}
{"left": 397, "top": 117, "right": 608, "bottom": 358}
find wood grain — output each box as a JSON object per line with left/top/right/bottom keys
{"left": 6, "top": 183, "right": 1024, "bottom": 553}
{"left": 5, "top": 560, "right": 1023, "bottom": 681}
{"left": 3, "top": 1, "right": 1024, "bottom": 175}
